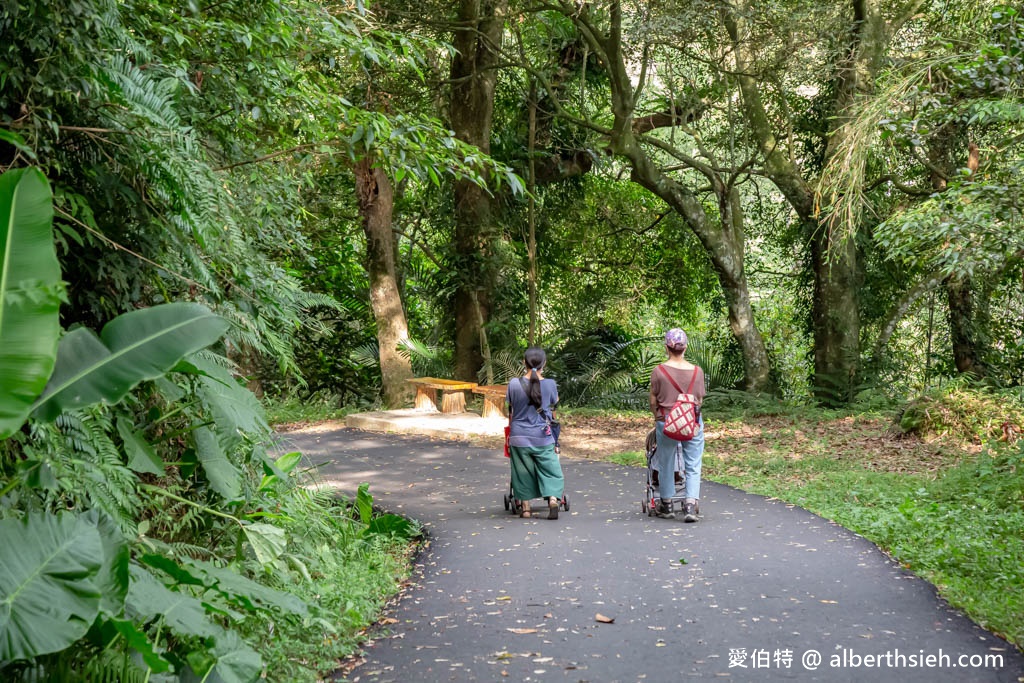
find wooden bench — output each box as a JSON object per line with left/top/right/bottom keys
{"left": 472, "top": 384, "right": 507, "bottom": 418}
{"left": 406, "top": 377, "right": 478, "bottom": 414}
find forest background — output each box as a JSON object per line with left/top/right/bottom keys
{"left": 1, "top": 0, "right": 1023, "bottom": 681}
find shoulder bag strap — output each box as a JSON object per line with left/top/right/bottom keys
{"left": 519, "top": 377, "right": 546, "bottom": 414}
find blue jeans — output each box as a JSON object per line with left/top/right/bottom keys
{"left": 654, "top": 417, "right": 704, "bottom": 502}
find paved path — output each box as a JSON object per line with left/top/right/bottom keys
{"left": 278, "top": 428, "right": 1024, "bottom": 682}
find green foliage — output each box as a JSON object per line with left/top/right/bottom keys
{"left": 546, "top": 327, "right": 738, "bottom": 410}
{"left": 0, "top": 165, "right": 417, "bottom": 681}
{"left": 125, "top": 565, "right": 263, "bottom": 682}
{"left": 32, "top": 304, "right": 229, "bottom": 422}
{"left": 876, "top": 168, "right": 1024, "bottom": 279}
{"left": 896, "top": 380, "right": 1024, "bottom": 441}
{"left": 263, "top": 392, "right": 348, "bottom": 427}
{"left": 0, "top": 512, "right": 107, "bottom": 660}
{"left": 398, "top": 338, "right": 454, "bottom": 378}
{"left": 548, "top": 326, "right": 658, "bottom": 409}
{"left": 0, "top": 168, "right": 62, "bottom": 438}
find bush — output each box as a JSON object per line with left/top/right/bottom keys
{"left": 896, "top": 380, "right": 1024, "bottom": 443}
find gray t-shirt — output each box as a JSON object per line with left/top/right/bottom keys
{"left": 506, "top": 377, "right": 559, "bottom": 448}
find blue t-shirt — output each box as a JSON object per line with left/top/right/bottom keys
{"left": 506, "top": 377, "right": 559, "bottom": 448}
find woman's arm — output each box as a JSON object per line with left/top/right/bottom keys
{"left": 506, "top": 385, "right": 514, "bottom": 425}
{"left": 649, "top": 371, "right": 660, "bottom": 418}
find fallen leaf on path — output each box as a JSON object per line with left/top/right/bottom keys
{"left": 595, "top": 613, "right": 615, "bottom": 624}
{"left": 507, "top": 628, "right": 538, "bottom": 634}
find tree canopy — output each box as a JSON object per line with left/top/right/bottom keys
{"left": 1, "top": 0, "right": 1022, "bottom": 677}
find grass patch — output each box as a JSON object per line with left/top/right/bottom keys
{"left": 608, "top": 450, "right": 646, "bottom": 467}
{"left": 703, "top": 404, "right": 1024, "bottom": 649}
{"left": 264, "top": 391, "right": 350, "bottom": 427}
{"left": 258, "top": 536, "right": 415, "bottom": 681}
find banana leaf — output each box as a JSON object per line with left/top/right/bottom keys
{"left": 0, "top": 168, "right": 62, "bottom": 438}
{"left": 0, "top": 512, "right": 104, "bottom": 660}
{"left": 32, "top": 302, "right": 228, "bottom": 421}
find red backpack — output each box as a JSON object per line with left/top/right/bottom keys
{"left": 658, "top": 365, "right": 701, "bottom": 441}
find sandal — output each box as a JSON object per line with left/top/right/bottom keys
{"left": 519, "top": 502, "right": 532, "bottom": 518}
{"left": 548, "top": 498, "right": 559, "bottom": 520}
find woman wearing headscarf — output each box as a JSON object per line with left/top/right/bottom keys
{"left": 505, "top": 347, "right": 564, "bottom": 519}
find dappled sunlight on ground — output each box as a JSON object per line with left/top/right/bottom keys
{"left": 284, "top": 409, "right": 978, "bottom": 480}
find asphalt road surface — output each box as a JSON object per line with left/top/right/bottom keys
{"left": 277, "top": 427, "right": 1024, "bottom": 683}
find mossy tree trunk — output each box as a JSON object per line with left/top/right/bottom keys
{"left": 449, "top": 0, "right": 506, "bottom": 381}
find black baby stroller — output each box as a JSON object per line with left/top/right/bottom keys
{"left": 504, "top": 481, "right": 570, "bottom": 516}
{"left": 640, "top": 428, "right": 686, "bottom": 516}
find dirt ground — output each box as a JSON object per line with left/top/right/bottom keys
{"left": 546, "top": 412, "right": 965, "bottom": 475}
{"left": 281, "top": 410, "right": 967, "bottom": 477}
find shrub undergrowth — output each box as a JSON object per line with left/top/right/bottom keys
{"left": 896, "top": 379, "right": 1024, "bottom": 442}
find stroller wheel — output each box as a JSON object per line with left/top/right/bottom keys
{"left": 562, "top": 495, "right": 569, "bottom": 512}
{"left": 641, "top": 499, "right": 648, "bottom": 515}
{"left": 503, "top": 494, "right": 510, "bottom": 511}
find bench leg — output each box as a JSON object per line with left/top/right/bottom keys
{"left": 480, "top": 396, "right": 505, "bottom": 419}
{"left": 440, "top": 390, "right": 466, "bottom": 414}
{"left": 414, "top": 387, "right": 438, "bottom": 412}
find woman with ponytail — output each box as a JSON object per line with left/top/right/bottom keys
{"left": 505, "top": 347, "right": 564, "bottom": 519}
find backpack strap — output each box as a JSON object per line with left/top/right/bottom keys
{"left": 656, "top": 365, "right": 698, "bottom": 418}
{"left": 657, "top": 364, "right": 698, "bottom": 395}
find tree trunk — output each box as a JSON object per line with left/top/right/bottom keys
{"left": 527, "top": 80, "right": 538, "bottom": 345}
{"left": 726, "top": 0, "right": 883, "bottom": 404}
{"left": 450, "top": 0, "right": 506, "bottom": 381}
{"left": 809, "top": 226, "right": 861, "bottom": 402}
{"left": 355, "top": 157, "right": 414, "bottom": 408}
{"left": 946, "top": 276, "right": 985, "bottom": 377}
{"left": 927, "top": 123, "right": 987, "bottom": 378}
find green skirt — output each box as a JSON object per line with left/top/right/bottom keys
{"left": 509, "top": 444, "right": 564, "bottom": 501}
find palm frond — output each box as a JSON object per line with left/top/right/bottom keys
{"left": 352, "top": 341, "right": 379, "bottom": 368}
{"left": 685, "top": 335, "right": 742, "bottom": 391}
{"left": 398, "top": 338, "right": 452, "bottom": 377}
{"left": 482, "top": 349, "right": 523, "bottom": 384}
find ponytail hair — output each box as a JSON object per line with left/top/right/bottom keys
{"left": 523, "top": 346, "right": 547, "bottom": 407}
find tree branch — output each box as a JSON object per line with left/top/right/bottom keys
{"left": 631, "top": 100, "right": 708, "bottom": 134}
{"left": 870, "top": 270, "right": 946, "bottom": 363}
{"left": 865, "top": 173, "right": 934, "bottom": 196}
{"left": 392, "top": 226, "right": 443, "bottom": 269}
{"left": 213, "top": 143, "right": 325, "bottom": 172}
